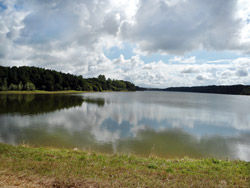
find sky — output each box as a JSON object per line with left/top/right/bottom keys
{"left": 0, "top": 0, "right": 250, "bottom": 88}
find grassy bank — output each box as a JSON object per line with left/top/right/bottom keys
{"left": 0, "top": 143, "right": 249, "bottom": 187}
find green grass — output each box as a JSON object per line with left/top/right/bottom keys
{"left": 0, "top": 143, "right": 249, "bottom": 187}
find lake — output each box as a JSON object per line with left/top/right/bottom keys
{"left": 0, "top": 91, "right": 250, "bottom": 161}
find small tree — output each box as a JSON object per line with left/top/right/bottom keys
{"left": 9, "top": 83, "right": 18, "bottom": 90}
{"left": 17, "top": 82, "right": 23, "bottom": 90}
{"left": 98, "top": 75, "right": 106, "bottom": 82}
{"left": 0, "top": 78, "right": 8, "bottom": 91}
{"left": 24, "top": 82, "right": 36, "bottom": 90}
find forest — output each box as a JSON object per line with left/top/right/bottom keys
{"left": 136, "top": 84, "right": 250, "bottom": 95}
{"left": 164, "top": 85, "right": 250, "bottom": 95}
{"left": 0, "top": 66, "right": 136, "bottom": 91}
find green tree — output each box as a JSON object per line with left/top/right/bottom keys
{"left": 17, "top": 82, "right": 23, "bottom": 90}
{"left": 9, "top": 83, "right": 18, "bottom": 90}
{"left": 0, "top": 78, "right": 8, "bottom": 91}
{"left": 0, "top": 66, "right": 137, "bottom": 92}
{"left": 24, "top": 82, "right": 36, "bottom": 91}
{"left": 98, "top": 75, "right": 106, "bottom": 82}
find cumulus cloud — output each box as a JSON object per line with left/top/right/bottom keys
{"left": 181, "top": 67, "right": 200, "bottom": 74}
{"left": 15, "top": 0, "right": 124, "bottom": 47}
{"left": 0, "top": 0, "right": 250, "bottom": 87}
{"left": 0, "top": 0, "right": 127, "bottom": 73}
{"left": 107, "top": 56, "right": 250, "bottom": 87}
{"left": 120, "top": 0, "right": 249, "bottom": 54}
{"left": 170, "top": 56, "right": 196, "bottom": 64}
{"left": 236, "top": 68, "right": 248, "bottom": 77}
{"left": 196, "top": 75, "right": 208, "bottom": 81}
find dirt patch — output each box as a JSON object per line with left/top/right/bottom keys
{"left": 0, "top": 173, "right": 107, "bottom": 188}
{"left": 52, "top": 179, "right": 103, "bottom": 188}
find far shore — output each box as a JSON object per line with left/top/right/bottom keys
{"left": 0, "top": 90, "right": 130, "bottom": 95}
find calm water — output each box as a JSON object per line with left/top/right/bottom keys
{"left": 0, "top": 92, "right": 250, "bottom": 161}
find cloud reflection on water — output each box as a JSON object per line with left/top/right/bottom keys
{"left": 0, "top": 91, "right": 250, "bottom": 161}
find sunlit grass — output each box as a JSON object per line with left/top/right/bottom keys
{"left": 0, "top": 143, "right": 249, "bottom": 187}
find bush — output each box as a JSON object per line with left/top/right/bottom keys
{"left": 24, "top": 82, "right": 36, "bottom": 91}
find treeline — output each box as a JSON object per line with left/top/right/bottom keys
{"left": 165, "top": 85, "right": 250, "bottom": 95}
{"left": 0, "top": 66, "right": 136, "bottom": 91}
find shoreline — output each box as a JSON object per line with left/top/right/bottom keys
{"left": 0, "top": 90, "right": 130, "bottom": 95}
{"left": 0, "top": 143, "right": 249, "bottom": 187}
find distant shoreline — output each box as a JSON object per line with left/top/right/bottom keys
{"left": 137, "top": 84, "right": 250, "bottom": 95}
{"left": 1, "top": 87, "right": 250, "bottom": 96}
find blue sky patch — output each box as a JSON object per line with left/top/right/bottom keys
{"left": 0, "top": 2, "right": 7, "bottom": 11}
{"left": 104, "top": 43, "right": 135, "bottom": 60}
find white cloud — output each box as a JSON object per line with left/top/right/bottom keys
{"left": 120, "top": 0, "right": 250, "bottom": 54}
{"left": 169, "top": 56, "right": 196, "bottom": 64}
{"left": 237, "top": 0, "right": 250, "bottom": 45}
{"left": 236, "top": 68, "right": 248, "bottom": 77}
{"left": 0, "top": 0, "right": 250, "bottom": 87}
{"left": 181, "top": 67, "right": 200, "bottom": 74}
{"left": 105, "top": 56, "right": 250, "bottom": 88}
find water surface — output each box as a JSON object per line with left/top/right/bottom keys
{"left": 0, "top": 92, "right": 250, "bottom": 161}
